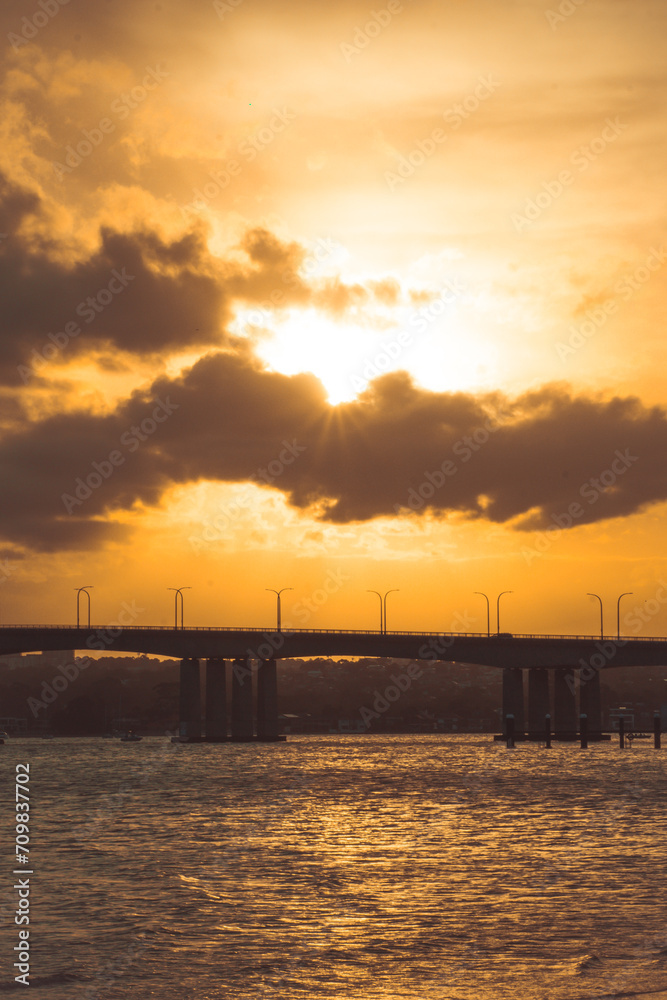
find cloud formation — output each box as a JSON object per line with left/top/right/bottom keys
{"left": 2, "top": 350, "right": 665, "bottom": 552}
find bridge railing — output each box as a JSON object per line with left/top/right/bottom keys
{"left": 0, "top": 625, "right": 666, "bottom": 642}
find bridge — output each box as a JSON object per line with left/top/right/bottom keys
{"left": 2, "top": 625, "right": 666, "bottom": 741}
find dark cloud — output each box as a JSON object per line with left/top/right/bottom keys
{"left": 1, "top": 352, "right": 665, "bottom": 552}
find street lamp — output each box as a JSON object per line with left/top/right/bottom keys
{"left": 383, "top": 590, "right": 399, "bottom": 634}
{"left": 474, "top": 592, "right": 490, "bottom": 636}
{"left": 587, "top": 593, "right": 603, "bottom": 639}
{"left": 168, "top": 587, "right": 191, "bottom": 629}
{"left": 266, "top": 588, "right": 293, "bottom": 632}
{"left": 366, "top": 590, "right": 383, "bottom": 633}
{"left": 75, "top": 586, "right": 93, "bottom": 628}
{"left": 616, "top": 592, "right": 633, "bottom": 639}
{"left": 496, "top": 591, "right": 513, "bottom": 634}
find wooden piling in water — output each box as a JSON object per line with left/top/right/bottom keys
{"left": 580, "top": 713, "right": 588, "bottom": 749}
{"left": 505, "top": 713, "right": 515, "bottom": 749}
{"left": 654, "top": 711, "right": 661, "bottom": 749}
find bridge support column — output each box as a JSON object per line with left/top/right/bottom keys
{"left": 579, "top": 667, "right": 602, "bottom": 740}
{"left": 179, "top": 658, "right": 201, "bottom": 742}
{"left": 205, "top": 658, "right": 228, "bottom": 742}
{"left": 528, "top": 669, "right": 550, "bottom": 738}
{"left": 231, "top": 657, "right": 254, "bottom": 742}
{"left": 502, "top": 668, "right": 525, "bottom": 736}
{"left": 554, "top": 668, "right": 577, "bottom": 739}
{"left": 257, "top": 658, "right": 279, "bottom": 741}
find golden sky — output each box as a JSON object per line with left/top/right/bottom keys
{"left": 0, "top": 0, "right": 666, "bottom": 638}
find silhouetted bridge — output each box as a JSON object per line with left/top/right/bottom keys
{"left": 2, "top": 626, "right": 665, "bottom": 742}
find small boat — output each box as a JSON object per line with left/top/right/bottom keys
{"left": 0, "top": 730, "right": 8, "bottom": 744}
{"left": 120, "top": 731, "right": 142, "bottom": 742}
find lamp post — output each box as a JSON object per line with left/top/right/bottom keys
{"left": 366, "top": 590, "right": 383, "bottom": 633}
{"left": 75, "top": 586, "right": 93, "bottom": 628}
{"left": 383, "top": 590, "right": 399, "bottom": 634}
{"left": 266, "top": 588, "right": 293, "bottom": 632}
{"left": 168, "top": 587, "right": 191, "bottom": 628}
{"left": 496, "top": 591, "right": 513, "bottom": 634}
{"left": 474, "top": 592, "right": 490, "bottom": 636}
{"left": 587, "top": 593, "right": 603, "bottom": 639}
{"left": 616, "top": 592, "right": 633, "bottom": 639}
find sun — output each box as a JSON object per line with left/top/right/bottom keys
{"left": 235, "top": 305, "right": 499, "bottom": 405}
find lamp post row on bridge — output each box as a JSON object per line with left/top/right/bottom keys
{"left": 70, "top": 585, "right": 637, "bottom": 636}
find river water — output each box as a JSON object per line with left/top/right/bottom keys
{"left": 2, "top": 734, "right": 667, "bottom": 999}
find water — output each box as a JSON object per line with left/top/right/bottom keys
{"left": 2, "top": 734, "right": 667, "bottom": 999}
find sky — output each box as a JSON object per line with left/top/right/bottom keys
{"left": 0, "top": 0, "right": 666, "bottom": 638}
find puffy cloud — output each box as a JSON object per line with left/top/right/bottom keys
{"left": 1, "top": 352, "right": 665, "bottom": 552}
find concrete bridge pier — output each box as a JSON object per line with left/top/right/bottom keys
{"left": 257, "top": 658, "right": 279, "bottom": 741}
{"left": 205, "top": 657, "right": 228, "bottom": 742}
{"left": 502, "top": 668, "right": 525, "bottom": 736}
{"left": 528, "top": 668, "right": 550, "bottom": 738}
{"left": 578, "top": 666, "right": 602, "bottom": 739}
{"left": 231, "top": 657, "right": 254, "bottom": 742}
{"left": 179, "top": 658, "right": 202, "bottom": 742}
{"left": 554, "top": 668, "right": 577, "bottom": 739}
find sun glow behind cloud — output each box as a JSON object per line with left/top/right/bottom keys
{"left": 242, "top": 299, "right": 501, "bottom": 404}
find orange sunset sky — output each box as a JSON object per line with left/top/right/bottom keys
{"left": 0, "top": 0, "right": 666, "bottom": 638}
